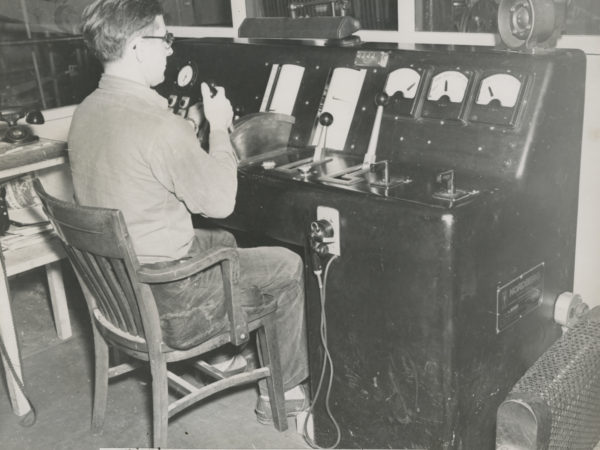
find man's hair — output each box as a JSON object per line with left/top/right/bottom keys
{"left": 81, "top": 0, "right": 164, "bottom": 63}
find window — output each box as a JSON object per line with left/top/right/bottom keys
{"left": 0, "top": 0, "right": 234, "bottom": 111}
{"left": 246, "top": 0, "right": 398, "bottom": 31}
{"left": 0, "top": 1, "right": 100, "bottom": 110}
{"left": 416, "top": 0, "right": 499, "bottom": 33}
{"left": 564, "top": 0, "right": 600, "bottom": 35}
{"left": 162, "top": 0, "right": 232, "bottom": 27}
{"left": 415, "top": 0, "right": 600, "bottom": 35}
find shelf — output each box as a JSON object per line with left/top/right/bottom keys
{"left": 3, "top": 232, "right": 65, "bottom": 277}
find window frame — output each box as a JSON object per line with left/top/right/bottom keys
{"left": 169, "top": 0, "right": 600, "bottom": 55}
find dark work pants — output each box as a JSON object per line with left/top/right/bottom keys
{"left": 193, "top": 228, "right": 308, "bottom": 395}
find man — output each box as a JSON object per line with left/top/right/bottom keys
{"left": 69, "top": 0, "right": 309, "bottom": 424}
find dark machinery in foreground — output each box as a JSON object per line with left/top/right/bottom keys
{"left": 497, "top": 306, "right": 600, "bottom": 449}
{"left": 159, "top": 34, "right": 585, "bottom": 448}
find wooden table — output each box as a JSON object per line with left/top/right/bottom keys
{"left": 0, "top": 138, "right": 70, "bottom": 416}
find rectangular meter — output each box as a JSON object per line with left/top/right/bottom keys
{"left": 468, "top": 72, "right": 528, "bottom": 127}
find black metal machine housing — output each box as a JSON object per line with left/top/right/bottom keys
{"left": 159, "top": 38, "right": 586, "bottom": 449}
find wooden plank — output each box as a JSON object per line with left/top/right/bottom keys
{"left": 0, "top": 254, "right": 31, "bottom": 416}
{"left": 0, "top": 156, "right": 67, "bottom": 182}
{"left": 0, "top": 138, "right": 67, "bottom": 174}
{"left": 45, "top": 260, "right": 72, "bottom": 340}
{"left": 167, "top": 371, "right": 195, "bottom": 396}
{"left": 4, "top": 234, "right": 65, "bottom": 277}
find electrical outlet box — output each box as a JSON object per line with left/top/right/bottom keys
{"left": 317, "top": 205, "right": 340, "bottom": 256}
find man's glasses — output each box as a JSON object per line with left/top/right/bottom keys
{"left": 141, "top": 32, "right": 174, "bottom": 48}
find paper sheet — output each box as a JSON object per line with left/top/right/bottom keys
{"left": 260, "top": 64, "right": 305, "bottom": 116}
{"left": 311, "top": 67, "right": 366, "bottom": 151}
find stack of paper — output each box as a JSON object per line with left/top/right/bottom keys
{"left": 1, "top": 223, "right": 54, "bottom": 252}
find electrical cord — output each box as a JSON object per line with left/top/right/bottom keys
{"left": 0, "top": 334, "right": 36, "bottom": 426}
{"left": 302, "top": 252, "right": 341, "bottom": 449}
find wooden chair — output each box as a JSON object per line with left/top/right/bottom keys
{"left": 32, "top": 179, "right": 287, "bottom": 448}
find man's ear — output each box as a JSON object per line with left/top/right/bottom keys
{"left": 131, "top": 37, "right": 144, "bottom": 62}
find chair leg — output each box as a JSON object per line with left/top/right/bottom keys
{"left": 257, "top": 321, "right": 288, "bottom": 431}
{"left": 45, "top": 261, "right": 72, "bottom": 340}
{"left": 149, "top": 356, "right": 169, "bottom": 448}
{"left": 91, "top": 325, "right": 109, "bottom": 434}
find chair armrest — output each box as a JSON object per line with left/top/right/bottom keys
{"left": 136, "top": 247, "right": 239, "bottom": 284}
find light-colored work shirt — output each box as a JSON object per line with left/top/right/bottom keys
{"left": 68, "top": 74, "right": 238, "bottom": 263}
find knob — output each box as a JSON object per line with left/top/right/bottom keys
{"left": 234, "top": 105, "right": 244, "bottom": 116}
{"left": 319, "top": 112, "right": 333, "bottom": 127}
{"left": 26, "top": 110, "right": 45, "bottom": 125}
{"left": 310, "top": 219, "right": 334, "bottom": 242}
{"left": 233, "top": 105, "right": 244, "bottom": 122}
{"left": 375, "top": 92, "right": 389, "bottom": 107}
{"left": 297, "top": 164, "right": 312, "bottom": 177}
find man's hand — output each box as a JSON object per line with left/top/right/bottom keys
{"left": 201, "top": 82, "right": 233, "bottom": 132}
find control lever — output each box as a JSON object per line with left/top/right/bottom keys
{"left": 433, "top": 169, "right": 479, "bottom": 203}
{"left": 437, "top": 169, "right": 456, "bottom": 196}
{"left": 362, "top": 92, "right": 389, "bottom": 169}
{"left": 312, "top": 112, "right": 333, "bottom": 163}
{"left": 370, "top": 160, "right": 390, "bottom": 186}
{"left": 209, "top": 81, "right": 218, "bottom": 97}
{"left": 289, "top": 112, "right": 334, "bottom": 180}
{"left": 276, "top": 112, "right": 333, "bottom": 177}
{"left": 197, "top": 81, "right": 233, "bottom": 149}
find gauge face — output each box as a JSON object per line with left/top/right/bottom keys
{"left": 427, "top": 70, "right": 469, "bottom": 103}
{"left": 385, "top": 68, "right": 421, "bottom": 99}
{"left": 476, "top": 73, "right": 522, "bottom": 108}
{"left": 176, "top": 63, "right": 196, "bottom": 88}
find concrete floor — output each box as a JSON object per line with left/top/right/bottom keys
{"left": 0, "top": 263, "right": 311, "bottom": 450}
{"left": 4, "top": 263, "right": 600, "bottom": 450}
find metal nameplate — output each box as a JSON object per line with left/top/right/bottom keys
{"left": 354, "top": 50, "right": 389, "bottom": 68}
{"left": 496, "top": 262, "right": 545, "bottom": 333}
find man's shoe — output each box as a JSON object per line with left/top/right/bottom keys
{"left": 255, "top": 384, "right": 309, "bottom": 425}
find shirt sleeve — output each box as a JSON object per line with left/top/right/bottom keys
{"left": 148, "top": 115, "right": 238, "bottom": 218}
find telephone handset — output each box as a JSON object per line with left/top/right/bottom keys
{"left": 196, "top": 81, "right": 218, "bottom": 150}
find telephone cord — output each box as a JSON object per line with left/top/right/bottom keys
{"left": 303, "top": 253, "right": 341, "bottom": 449}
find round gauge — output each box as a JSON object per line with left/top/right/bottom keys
{"left": 176, "top": 63, "right": 196, "bottom": 88}
{"left": 385, "top": 68, "right": 421, "bottom": 99}
{"left": 476, "top": 73, "right": 522, "bottom": 108}
{"left": 427, "top": 70, "right": 469, "bottom": 103}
